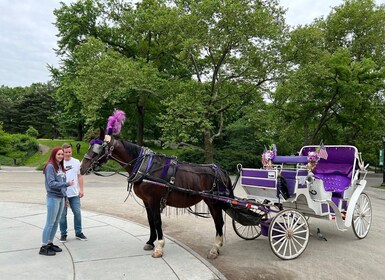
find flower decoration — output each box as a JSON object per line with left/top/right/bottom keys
{"left": 307, "top": 151, "right": 319, "bottom": 171}
{"left": 261, "top": 144, "right": 277, "bottom": 169}
{"left": 307, "top": 151, "right": 319, "bottom": 163}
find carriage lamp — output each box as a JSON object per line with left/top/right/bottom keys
{"left": 382, "top": 134, "right": 385, "bottom": 186}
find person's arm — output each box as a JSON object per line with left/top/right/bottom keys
{"left": 78, "top": 174, "right": 84, "bottom": 198}
{"left": 46, "top": 165, "right": 70, "bottom": 189}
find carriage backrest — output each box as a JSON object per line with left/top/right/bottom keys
{"left": 300, "top": 146, "right": 357, "bottom": 193}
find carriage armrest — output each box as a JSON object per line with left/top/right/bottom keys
{"left": 272, "top": 156, "right": 308, "bottom": 164}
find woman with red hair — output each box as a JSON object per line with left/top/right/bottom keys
{"left": 39, "top": 147, "right": 74, "bottom": 256}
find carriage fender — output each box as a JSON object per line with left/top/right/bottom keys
{"left": 326, "top": 179, "right": 366, "bottom": 231}
{"left": 344, "top": 179, "right": 366, "bottom": 228}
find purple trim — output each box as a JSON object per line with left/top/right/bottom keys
{"left": 161, "top": 159, "right": 171, "bottom": 178}
{"left": 298, "top": 170, "right": 308, "bottom": 176}
{"left": 241, "top": 178, "right": 276, "bottom": 188}
{"left": 145, "top": 154, "right": 154, "bottom": 173}
{"left": 281, "top": 170, "right": 296, "bottom": 179}
{"left": 321, "top": 203, "right": 329, "bottom": 213}
{"left": 261, "top": 223, "right": 269, "bottom": 236}
{"left": 273, "top": 156, "right": 308, "bottom": 164}
{"left": 242, "top": 169, "right": 275, "bottom": 178}
{"left": 131, "top": 148, "right": 143, "bottom": 173}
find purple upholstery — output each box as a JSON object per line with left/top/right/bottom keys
{"left": 314, "top": 174, "right": 351, "bottom": 192}
{"left": 241, "top": 177, "right": 276, "bottom": 188}
{"left": 314, "top": 163, "right": 352, "bottom": 175}
{"left": 301, "top": 146, "right": 356, "bottom": 194}
{"left": 272, "top": 156, "right": 308, "bottom": 164}
{"left": 301, "top": 146, "right": 356, "bottom": 164}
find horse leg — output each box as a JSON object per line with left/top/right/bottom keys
{"left": 207, "top": 204, "right": 224, "bottom": 259}
{"left": 150, "top": 203, "right": 165, "bottom": 258}
{"left": 143, "top": 203, "right": 157, "bottom": 251}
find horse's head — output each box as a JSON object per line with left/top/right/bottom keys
{"left": 80, "top": 128, "right": 112, "bottom": 175}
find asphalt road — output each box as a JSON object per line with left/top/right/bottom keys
{"left": 1, "top": 166, "right": 384, "bottom": 280}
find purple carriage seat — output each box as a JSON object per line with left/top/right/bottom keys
{"left": 300, "top": 146, "right": 356, "bottom": 194}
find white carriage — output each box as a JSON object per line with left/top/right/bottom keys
{"left": 232, "top": 145, "right": 372, "bottom": 260}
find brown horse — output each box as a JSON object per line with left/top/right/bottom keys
{"left": 80, "top": 128, "right": 234, "bottom": 259}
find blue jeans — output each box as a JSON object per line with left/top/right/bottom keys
{"left": 42, "top": 196, "right": 65, "bottom": 244}
{"left": 60, "top": 196, "right": 82, "bottom": 236}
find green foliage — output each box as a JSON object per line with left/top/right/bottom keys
{"left": 26, "top": 126, "right": 39, "bottom": 138}
{"left": 177, "top": 147, "right": 205, "bottom": 164}
{"left": 0, "top": 83, "right": 58, "bottom": 138}
{"left": 0, "top": 128, "right": 38, "bottom": 166}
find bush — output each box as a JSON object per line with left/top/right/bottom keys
{"left": 0, "top": 131, "right": 38, "bottom": 165}
{"left": 26, "top": 126, "right": 39, "bottom": 138}
{"left": 177, "top": 147, "right": 205, "bottom": 164}
{"left": 214, "top": 148, "right": 260, "bottom": 174}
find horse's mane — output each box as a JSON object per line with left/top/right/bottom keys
{"left": 120, "top": 139, "right": 141, "bottom": 159}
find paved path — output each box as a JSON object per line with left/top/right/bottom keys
{"left": 1, "top": 166, "right": 385, "bottom": 279}
{"left": 0, "top": 167, "right": 225, "bottom": 280}
{"left": 0, "top": 201, "right": 224, "bottom": 280}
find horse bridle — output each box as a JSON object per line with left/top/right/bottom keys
{"left": 83, "top": 141, "right": 113, "bottom": 174}
{"left": 84, "top": 139, "right": 139, "bottom": 175}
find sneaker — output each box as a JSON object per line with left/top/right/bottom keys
{"left": 76, "top": 233, "right": 88, "bottom": 241}
{"left": 59, "top": 235, "right": 67, "bottom": 243}
{"left": 48, "top": 243, "right": 62, "bottom": 252}
{"left": 39, "top": 245, "right": 56, "bottom": 256}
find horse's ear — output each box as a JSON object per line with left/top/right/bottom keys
{"left": 99, "top": 127, "right": 105, "bottom": 140}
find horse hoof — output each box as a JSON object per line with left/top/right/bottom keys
{"left": 143, "top": 244, "right": 154, "bottom": 251}
{"left": 207, "top": 249, "right": 219, "bottom": 259}
{"left": 152, "top": 250, "right": 163, "bottom": 258}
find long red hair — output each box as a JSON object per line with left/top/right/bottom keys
{"left": 43, "top": 147, "right": 64, "bottom": 174}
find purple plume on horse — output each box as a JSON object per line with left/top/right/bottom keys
{"left": 106, "top": 110, "right": 126, "bottom": 135}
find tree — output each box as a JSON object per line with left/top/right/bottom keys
{"left": 159, "top": 0, "right": 287, "bottom": 162}
{"left": 273, "top": 0, "right": 385, "bottom": 162}
{"left": 53, "top": 0, "right": 183, "bottom": 144}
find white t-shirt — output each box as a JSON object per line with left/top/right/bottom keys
{"left": 63, "top": 158, "right": 81, "bottom": 198}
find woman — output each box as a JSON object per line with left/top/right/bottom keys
{"left": 40, "top": 147, "right": 74, "bottom": 256}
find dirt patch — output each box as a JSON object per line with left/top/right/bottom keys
{"left": 38, "top": 144, "right": 50, "bottom": 155}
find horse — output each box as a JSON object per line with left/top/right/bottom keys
{"left": 80, "top": 128, "right": 234, "bottom": 259}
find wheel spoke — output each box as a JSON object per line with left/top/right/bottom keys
{"left": 269, "top": 210, "right": 309, "bottom": 260}
{"left": 272, "top": 228, "right": 286, "bottom": 234}
{"left": 293, "top": 229, "right": 308, "bottom": 235}
{"left": 352, "top": 193, "right": 372, "bottom": 239}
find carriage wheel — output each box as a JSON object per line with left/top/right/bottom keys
{"left": 352, "top": 192, "right": 372, "bottom": 239}
{"left": 268, "top": 209, "right": 309, "bottom": 260}
{"left": 232, "top": 210, "right": 266, "bottom": 240}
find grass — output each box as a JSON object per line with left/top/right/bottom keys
{"left": 24, "top": 139, "right": 91, "bottom": 169}
{"left": 373, "top": 185, "right": 385, "bottom": 189}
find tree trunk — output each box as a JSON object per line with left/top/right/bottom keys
{"left": 76, "top": 122, "right": 83, "bottom": 141}
{"left": 137, "top": 104, "right": 144, "bottom": 146}
{"left": 204, "top": 129, "right": 213, "bottom": 163}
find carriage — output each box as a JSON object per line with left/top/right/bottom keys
{"left": 229, "top": 145, "right": 372, "bottom": 260}
{"left": 80, "top": 110, "right": 372, "bottom": 261}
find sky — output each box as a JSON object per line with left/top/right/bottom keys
{"left": 0, "top": 0, "right": 384, "bottom": 88}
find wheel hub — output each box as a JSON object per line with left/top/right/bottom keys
{"left": 286, "top": 228, "right": 294, "bottom": 239}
